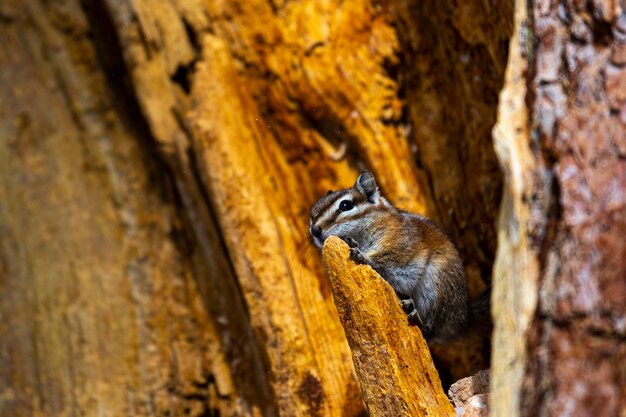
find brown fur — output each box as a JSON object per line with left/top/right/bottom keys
{"left": 310, "top": 171, "right": 490, "bottom": 343}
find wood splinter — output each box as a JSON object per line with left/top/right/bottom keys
{"left": 322, "top": 236, "right": 455, "bottom": 417}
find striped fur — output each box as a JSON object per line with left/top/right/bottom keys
{"left": 310, "top": 171, "right": 481, "bottom": 343}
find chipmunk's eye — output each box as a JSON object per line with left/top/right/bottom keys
{"left": 338, "top": 200, "right": 354, "bottom": 211}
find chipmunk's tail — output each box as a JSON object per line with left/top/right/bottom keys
{"left": 468, "top": 288, "right": 493, "bottom": 339}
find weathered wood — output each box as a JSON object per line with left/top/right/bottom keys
{"left": 490, "top": 0, "right": 536, "bottom": 416}
{"left": 99, "top": 0, "right": 513, "bottom": 394}
{"left": 1, "top": 0, "right": 514, "bottom": 415}
{"left": 322, "top": 236, "right": 455, "bottom": 417}
{"left": 100, "top": 0, "right": 506, "bottom": 412}
{"left": 188, "top": 36, "right": 365, "bottom": 417}
{"left": 0, "top": 1, "right": 273, "bottom": 416}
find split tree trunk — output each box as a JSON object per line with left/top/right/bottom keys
{"left": 491, "top": 0, "right": 626, "bottom": 416}
{"left": 2, "top": 2, "right": 508, "bottom": 416}
{"left": 6, "top": 0, "right": 622, "bottom": 416}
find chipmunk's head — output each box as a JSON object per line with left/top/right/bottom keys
{"left": 309, "top": 170, "right": 389, "bottom": 249}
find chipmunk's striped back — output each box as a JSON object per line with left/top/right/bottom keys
{"left": 310, "top": 170, "right": 489, "bottom": 343}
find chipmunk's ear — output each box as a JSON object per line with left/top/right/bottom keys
{"left": 355, "top": 170, "right": 380, "bottom": 203}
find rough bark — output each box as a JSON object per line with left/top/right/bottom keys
{"left": 491, "top": 0, "right": 626, "bottom": 416}
{"left": 321, "top": 237, "right": 455, "bottom": 417}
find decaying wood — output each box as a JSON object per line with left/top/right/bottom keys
{"left": 100, "top": 0, "right": 505, "bottom": 411}
{"left": 491, "top": 0, "right": 626, "bottom": 416}
{"left": 322, "top": 236, "right": 455, "bottom": 417}
{"left": 1, "top": 0, "right": 513, "bottom": 416}
{"left": 490, "top": 0, "right": 536, "bottom": 416}
{"left": 0, "top": 2, "right": 273, "bottom": 416}
{"left": 2, "top": 0, "right": 622, "bottom": 414}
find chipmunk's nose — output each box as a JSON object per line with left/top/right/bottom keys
{"left": 310, "top": 225, "right": 322, "bottom": 238}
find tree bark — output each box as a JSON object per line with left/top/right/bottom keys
{"left": 322, "top": 237, "right": 455, "bottom": 417}
{"left": 491, "top": 0, "right": 626, "bottom": 416}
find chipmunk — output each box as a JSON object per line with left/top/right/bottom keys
{"left": 310, "top": 170, "right": 491, "bottom": 343}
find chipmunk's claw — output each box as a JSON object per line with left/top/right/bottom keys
{"left": 350, "top": 247, "right": 368, "bottom": 264}
{"left": 407, "top": 309, "right": 431, "bottom": 336}
{"left": 344, "top": 237, "right": 369, "bottom": 264}
{"left": 400, "top": 298, "right": 415, "bottom": 313}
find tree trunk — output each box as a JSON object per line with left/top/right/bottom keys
{"left": 2, "top": 0, "right": 514, "bottom": 416}
{"left": 0, "top": 1, "right": 274, "bottom": 416}
{"left": 491, "top": 0, "right": 626, "bottom": 416}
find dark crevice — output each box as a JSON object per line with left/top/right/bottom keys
{"left": 267, "top": 0, "right": 279, "bottom": 14}
{"left": 182, "top": 143, "right": 280, "bottom": 417}
{"left": 382, "top": 11, "right": 444, "bottom": 224}
{"left": 170, "top": 19, "right": 202, "bottom": 94}
{"left": 587, "top": 2, "right": 614, "bottom": 47}
{"left": 591, "top": 21, "right": 613, "bottom": 46}
{"left": 0, "top": 13, "right": 16, "bottom": 24}
{"left": 304, "top": 41, "right": 325, "bottom": 56}
{"left": 381, "top": 55, "right": 401, "bottom": 88}
{"left": 182, "top": 17, "right": 200, "bottom": 54}
{"left": 380, "top": 54, "right": 410, "bottom": 131}
{"left": 171, "top": 18, "right": 203, "bottom": 95}
{"left": 184, "top": 144, "right": 242, "bottom": 307}
{"left": 296, "top": 103, "right": 359, "bottom": 164}
{"left": 166, "top": 379, "right": 222, "bottom": 417}
{"left": 80, "top": 0, "right": 174, "bottom": 204}
{"left": 384, "top": 0, "right": 514, "bottom": 382}
{"left": 171, "top": 64, "right": 192, "bottom": 94}
{"left": 301, "top": 109, "right": 355, "bottom": 148}
{"left": 197, "top": 409, "right": 221, "bottom": 417}
{"left": 80, "top": 1, "right": 141, "bottom": 124}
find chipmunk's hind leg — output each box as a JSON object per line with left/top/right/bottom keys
{"left": 400, "top": 298, "right": 415, "bottom": 312}
{"left": 401, "top": 298, "right": 432, "bottom": 337}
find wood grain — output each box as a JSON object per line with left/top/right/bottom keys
{"left": 322, "top": 237, "right": 455, "bottom": 417}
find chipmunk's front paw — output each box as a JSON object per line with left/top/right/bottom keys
{"left": 349, "top": 246, "right": 368, "bottom": 264}
{"left": 344, "top": 237, "right": 367, "bottom": 263}
{"left": 343, "top": 237, "right": 359, "bottom": 248}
